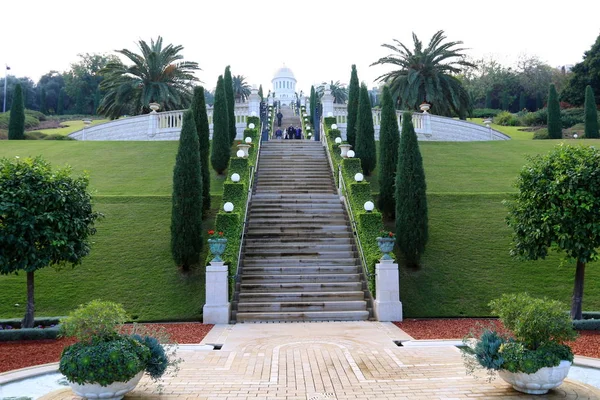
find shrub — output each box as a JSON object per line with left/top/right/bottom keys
{"left": 471, "top": 108, "right": 503, "bottom": 118}
{"left": 8, "top": 84, "right": 25, "bottom": 140}
{"left": 532, "top": 128, "right": 550, "bottom": 140}
{"left": 520, "top": 110, "right": 545, "bottom": 126}
{"left": 210, "top": 75, "right": 231, "bottom": 174}
{"left": 60, "top": 300, "right": 127, "bottom": 342}
{"left": 547, "top": 84, "right": 562, "bottom": 138}
{"left": 346, "top": 65, "right": 360, "bottom": 148}
{"left": 493, "top": 111, "right": 520, "bottom": 126}
{"left": 355, "top": 84, "right": 376, "bottom": 175}
{"left": 561, "top": 108, "right": 585, "bottom": 129}
{"left": 223, "top": 66, "right": 236, "bottom": 143}
{"left": 573, "top": 319, "right": 600, "bottom": 331}
{"left": 377, "top": 86, "right": 400, "bottom": 219}
{"left": 191, "top": 86, "right": 211, "bottom": 215}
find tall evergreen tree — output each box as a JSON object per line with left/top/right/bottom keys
{"left": 8, "top": 84, "right": 25, "bottom": 140}
{"left": 519, "top": 92, "right": 527, "bottom": 111}
{"left": 258, "top": 84, "right": 264, "bottom": 100}
{"left": 39, "top": 88, "right": 47, "bottom": 115}
{"left": 584, "top": 85, "right": 599, "bottom": 138}
{"left": 57, "top": 88, "right": 65, "bottom": 115}
{"left": 547, "top": 84, "right": 562, "bottom": 139}
{"left": 561, "top": 33, "right": 600, "bottom": 106}
{"left": 93, "top": 89, "right": 101, "bottom": 115}
{"left": 211, "top": 76, "right": 231, "bottom": 174}
{"left": 223, "top": 66, "right": 236, "bottom": 143}
{"left": 395, "top": 111, "right": 428, "bottom": 268}
{"left": 484, "top": 90, "right": 492, "bottom": 109}
{"left": 191, "top": 86, "right": 211, "bottom": 214}
{"left": 171, "top": 110, "right": 203, "bottom": 271}
{"left": 347, "top": 65, "right": 360, "bottom": 148}
{"left": 355, "top": 84, "right": 376, "bottom": 175}
{"left": 377, "top": 86, "right": 400, "bottom": 218}
{"left": 310, "top": 85, "right": 316, "bottom": 124}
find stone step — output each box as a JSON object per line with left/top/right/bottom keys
{"left": 249, "top": 205, "right": 343, "bottom": 212}
{"left": 240, "top": 282, "right": 363, "bottom": 292}
{"left": 245, "top": 230, "right": 353, "bottom": 238}
{"left": 243, "top": 238, "right": 353, "bottom": 246}
{"left": 235, "top": 310, "right": 370, "bottom": 322}
{"left": 243, "top": 246, "right": 355, "bottom": 255}
{"left": 242, "top": 259, "right": 359, "bottom": 267}
{"left": 251, "top": 193, "right": 339, "bottom": 199}
{"left": 241, "top": 273, "right": 361, "bottom": 283}
{"left": 238, "top": 291, "right": 365, "bottom": 302}
{"left": 236, "top": 301, "right": 367, "bottom": 312}
{"left": 242, "top": 265, "right": 360, "bottom": 275}
{"left": 247, "top": 218, "right": 347, "bottom": 225}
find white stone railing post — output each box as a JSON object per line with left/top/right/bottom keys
{"left": 321, "top": 84, "right": 334, "bottom": 118}
{"left": 422, "top": 112, "right": 432, "bottom": 134}
{"left": 248, "top": 88, "right": 260, "bottom": 118}
{"left": 203, "top": 261, "right": 230, "bottom": 324}
{"left": 374, "top": 259, "right": 403, "bottom": 321}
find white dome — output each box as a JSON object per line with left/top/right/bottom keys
{"left": 272, "top": 66, "right": 296, "bottom": 82}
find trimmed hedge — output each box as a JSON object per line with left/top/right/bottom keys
{"left": 573, "top": 318, "right": 600, "bottom": 331}
{"left": 247, "top": 116, "right": 260, "bottom": 128}
{"left": 324, "top": 116, "right": 336, "bottom": 126}
{"left": 228, "top": 158, "right": 249, "bottom": 183}
{"left": 0, "top": 317, "right": 63, "bottom": 341}
{"left": 356, "top": 211, "right": 384, "bottom": 293}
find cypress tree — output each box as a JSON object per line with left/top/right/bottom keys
{"left": 547, "top": 84, "right": 562, "bottom": 139}
{"left": 310, "top": 85, "right": 316, "bottom": 124}
{"left": 191, "top": 86, "right": 211, "bottom": 214}
{"left": 223, "top": 66, "right": 236, "bottom": 143}
{"left": 57, "top": 89, "right": 65, "bottom": 115}
{"left": 258, "top": 85, "right": 264, "bottom": 101}
{"left": 377, "top": 86, "right": 400, "bottom": 219}
{"left": 355, "top": 83, "right": 376, "bottom": 175}
{"left": 485, "top": 90, "right": 492, "bottom": 109}
{"left": 210, "top": 76, "right": 231, "bottom": 174}
{"left": 584, "top": 85, "right": 599, "bottom": 138}
{"left": 171, "top": 110, "right": 203, "bottom": 271}
{"left": 519, "top": 92, "right": 527, "bottom": 111}
{"left": 347, "top": 65, "right": 360, "bottom": 148}
{"left": 39, "top": 88, "right": 47, "bottom": 115}
{"left": 395, "top": 111, "right": 428, "bottom": 268}
{"left": 8, "top": 83, "right": 25, "bottom": 140}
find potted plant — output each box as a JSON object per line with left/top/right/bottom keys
{"left": 59, "top": 300, "right": 180, "bottom": 400}
{"left": 376, "top": 231, "right": 396, "bottom": 260}
{"left": 462, "top": 293, "right": 577, "bottom": 395}
{"left": 207, "top": 230, "right": 227, "bottom": 262}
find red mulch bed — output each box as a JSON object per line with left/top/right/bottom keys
{"left": 394, "top": 319, "right": 600, "bottom": 358}
{"left": 0, "top": 323, "right": 213, "bottom": 374}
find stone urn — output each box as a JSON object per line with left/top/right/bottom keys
{"left": 237, "top": 143, "right": 251, "bottom": 158}
{"left": 498, "top": 360, "right": 571, "bottom": 395}
{"left": 208, "top": 238, "right": 227, "bottom": 262}
{"left": 339, "top": 144, "right": 352, "bottom": 158}
{"left": 376, "top": 237, "right": 395, "bottom": 260}
{"left": 149, "top": 102, "right": 160, "bottom": 113}
{"left": 69, "top": 371, "right": 144, "bottom": 400}
{"left": 419, "top": 102, "right": 431, "bottom": 113}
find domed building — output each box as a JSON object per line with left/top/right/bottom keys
{"left": 271, "top": 65, "right": 297, "bottom": 106}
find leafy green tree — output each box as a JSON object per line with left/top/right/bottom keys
{"left": 355, "top": 84, "right": 376, "bottom": 175}
{"left": 519, "top": 92, "right": 527, "bottom": 111}
{"left": 223, "top": 66, "right": 236, "bottom": 143}
{"left": 0, "top": 157, "right": 100, "bottom": 327}
{"left": 171, "top": 110, "right": 203, "bottom": 271}
{"left": 232, "top": 74, "right": 251, "bottom": 103}
{"left": 395, "top": 111, "right": 428, "bottom": 268}
{"left": 347, "top": 65, "right": 360, "bottom": 148}
{"left": 372, "top": 30, "right": 475, "bottom": 116}
{"left": 547, "top": 84, "right": 562, "bottom": 139}
{"left": 57, "top": 88, "right": 65, "bottom": 115}
{"left": 39, "top": 88, "right": 47, "bottom": 115}
{"left": 191, "top": 86, "right": 211, "bottom": 214}
{"left": 98, "top": 37, "right": 200, "bottom": 119}
{"left": 485, "top": 90, "right": 492, "bottom": 109}
{"left": 377, "top": 86, "right": 400, "bottom": 218}
{"left": 316, "top": 80, "right": 348, "bottom": 104}
{"left": 562, "top": 33, "right": 600, "bottom": 106}
{"left": 584, "top": 85, "right": 599, "bottom": 138}
{"left": 8, "top": 84, "right": 25, "bottom": 140}
{"left": 37, "top": 71, "right": 65, "bottom": 114}
{"left": 211, "top": 76, "right": 231, "bottom": 174}
{"left": 505, "top": 144, "right": 600, "bottom": 319}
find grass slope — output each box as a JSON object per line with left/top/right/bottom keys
{"left": 32, "top": 119, "right": 110, "bottom": 136}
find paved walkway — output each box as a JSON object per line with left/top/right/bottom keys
{"left": 39, "top": 322, "right": 600, "bottom": 399}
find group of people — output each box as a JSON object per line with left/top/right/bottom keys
{"left": 275, "top": 125, "right": 303, "bottom": 140}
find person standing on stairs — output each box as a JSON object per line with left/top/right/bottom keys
{"left": 276, "top": 111, "right": 283, "bottom": 127}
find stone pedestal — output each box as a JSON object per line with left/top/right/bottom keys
{"left": 321, "top": 86, "right": 334, "bottom": 119}
{"left": 203, "top": 262, "right": 230, "bottom": 324}
{"left": 374, "top": 259, "right": 403, "bottom": 321}
{"left": 248, "top": 88, "right": 260, "bottom": 118}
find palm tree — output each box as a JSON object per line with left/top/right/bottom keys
{"left": 371, "top": 30, "right": 475, "bottom": 116}
{"left": 232, "top": 75, "right": 251, "bottom": 103}
{"left": 98, "top": 36, "right": 200, "bottom": 119}
{"left": 316, "top": 80, "right": 348, "bottom": 104}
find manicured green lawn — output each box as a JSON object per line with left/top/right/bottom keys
{"left": 399, "top": 194, "right": 600, "bottom": 317}
{"left": 32, "top": 119, "right": 110, "bottom": 136}
{"left": 467, "top": 118, "right": 534, "bottom": 140}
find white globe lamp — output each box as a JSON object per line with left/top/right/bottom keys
{"left": 327, "top": 112, "right": 333, "bottom": 117}
{"left": 248, "top": 123, "right": 255, "bottom": 129}
{"left": 331, "top": 124, "right": 338, "bottom": 130}
{"left": 223, "top": 202, "right": 234, "bottom": 212}
{"left": 231, "top": 173, "right": 240, "bottom": 182}
{"left": 245, "top": 137, "right": 252, "bottom": 144}
{"left": 347, "top": 150, "right": 355, "bottom": 158}
{"left": 236, "top": 150, "right": 245, "bottom": 158}
{"left": 354, "top": 173, "right": 364, "bottom": 182}
{"left": 364, "top": 201, "right": 374, "bottom": 212}
{"left": 335, "top": 137, "right": 342, "bottom": 144}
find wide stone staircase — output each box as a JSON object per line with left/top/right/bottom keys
{"left": 232, "top": 140, "right": 371, "bottom": 322}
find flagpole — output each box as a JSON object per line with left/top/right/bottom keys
{"left": 3, "top": 65, "right": 7, "bottom": 113}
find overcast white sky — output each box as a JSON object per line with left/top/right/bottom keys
{"left": 2, "top": 0, "right": 599, "bottom": 94}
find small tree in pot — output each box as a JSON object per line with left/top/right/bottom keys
{"left": 462, "top": 293, "right": 577, "bottom": 395}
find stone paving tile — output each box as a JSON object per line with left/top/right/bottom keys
{"left": 38, "top": 322, "right": 600, "bottom": 400}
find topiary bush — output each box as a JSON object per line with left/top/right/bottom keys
{"left": 532, "top": 128, "right": 550, "bottom": 140}
{"left": 493, "top": 111, "right": 520, "bottom": 126}
{"left": 60, "top": 300, "right": 127, "bottom": 342}
{"left": 472, "top": 109, "right": 503, "bottom": 118}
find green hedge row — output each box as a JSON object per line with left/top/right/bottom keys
{"left": 573, "top": 319, "right": 600, "bottom": 331}
{"left": 0, "top": 317, "right": 63, "bottom": 341}
{"left": 322, "top": 124, "right": 385, "bottom": 296}
{"left": 207, "top": 122, "right": 258, "bottom": 299}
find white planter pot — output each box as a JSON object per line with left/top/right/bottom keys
{"left": 69, "top": 371, "right": 144, "bottom": 400}
{"left": 498, "top": 360, "right": 571, "bottom": 395}
{"left": 339, "top": 144, "right": 352, "bottom": 158}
